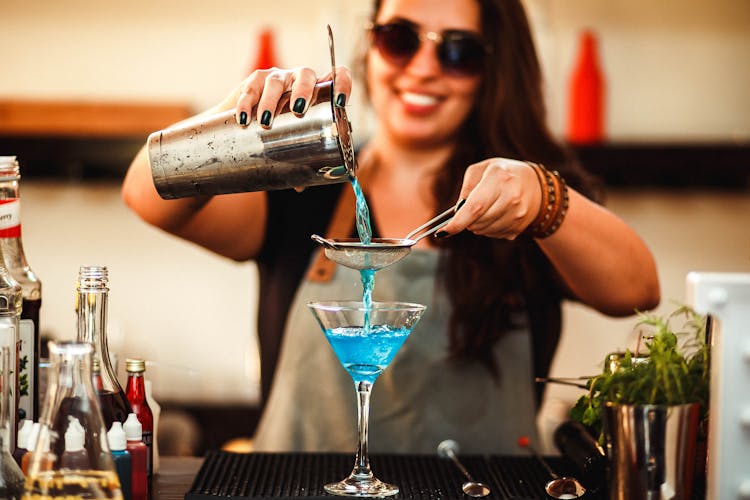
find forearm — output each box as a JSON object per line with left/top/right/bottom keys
{"left": 122, "top": 145, "right": 267, "bottom": 261}
{"left": 536, "top": 188, "right": 660, "bottom": 316}
{"left": 121, "top": 145, "right": 212, "bottom": 231}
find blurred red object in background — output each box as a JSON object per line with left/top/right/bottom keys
{"left": 250, "top": 28, "right": 278, "bottom": 71}
{"left": 567, "top": 30, "right": 605, "bottom": 144}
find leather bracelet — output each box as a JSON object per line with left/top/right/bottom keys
{"left": 525, "top": 162, "right": 569, "bottom": 239}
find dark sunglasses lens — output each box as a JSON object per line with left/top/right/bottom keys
{"left": 373, "top": 24, "right": 420, "bottom": 65}
{"left": 439, "top": 34, "right": 486, "bottom": 75}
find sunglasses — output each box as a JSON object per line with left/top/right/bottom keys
{"left": 369, "top": 21, "right": 489, "bottom": 77}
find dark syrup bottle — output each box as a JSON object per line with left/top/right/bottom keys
{"left": 553, "top": 420, "right": 607, "bottom": 493}
{"left": 75, "top": 265, "right": 131, "bottom": 429}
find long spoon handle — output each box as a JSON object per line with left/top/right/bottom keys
{"left": 437, "top": 439, "right": 474, "bottom": 481}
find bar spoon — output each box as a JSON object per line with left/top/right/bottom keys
{"left": 437, "top": 439, "right": 491, "bottom": 497}
{"left": 517, "top": 436, "right": 586, "bottom": 499}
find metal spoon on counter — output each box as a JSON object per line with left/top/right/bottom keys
{"left": 437, "top": 439, "right": 491, "bottom": 497}
{"left": 517, "top": 436, "right": 586, "bottom": 499}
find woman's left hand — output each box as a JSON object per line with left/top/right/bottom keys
{"left": 441, "top": 158, "right": 541, "bottom": 240}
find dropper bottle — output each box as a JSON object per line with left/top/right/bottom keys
{"left": 108, "top": 422, "right": 132, "bottom": 500}
{"left": 60, "top": 416, "right": 89, "bottom": 469}
{"left": 124, "top": 413, "right": 147, "bottom": 500}
{"left": 13, "top": 419, "right": 32, "bottom": 466}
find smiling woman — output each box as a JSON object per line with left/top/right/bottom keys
{"left": 120, "top": 0, "right": 660, "bottom": 455}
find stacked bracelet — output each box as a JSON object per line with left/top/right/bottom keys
{"left": 525, "top": 162, "right": 569, "bottom": 238}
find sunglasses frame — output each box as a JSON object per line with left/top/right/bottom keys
{"left": 367, "top": 21, "right": 491, "bottom": 77}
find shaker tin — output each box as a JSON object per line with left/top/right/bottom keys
{"left": 148, "top": 81, "right": 355, "bottom": 199}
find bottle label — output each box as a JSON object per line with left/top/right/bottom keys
{"left": 0, "top": 199, "right": 21, "bottom": 237}
{"left": 18, "top": 319, "right": 34, "bottom": 421}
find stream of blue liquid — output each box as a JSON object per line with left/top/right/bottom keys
{"left": 349, "top": 177, "right": 375, "bottom": 332}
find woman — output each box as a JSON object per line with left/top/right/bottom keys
{"left": 122, "top": 0, "right": 659, "bottom": 453}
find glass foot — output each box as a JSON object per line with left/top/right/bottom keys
{"left": 324, "top": 475, "right": 399, "bottom": 497}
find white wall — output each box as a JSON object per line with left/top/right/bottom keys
{"left": 2, "top": 0, "right": 748, "bottom": 140}
{"left": 22, "top": 182, "right": 259, "bottom": 405}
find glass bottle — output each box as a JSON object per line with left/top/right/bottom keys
{"left": 567, "top": 30, "right": 605, "bottom": 144}
{"left": 0, "top": 231, "right": 21, "bottom": 453}
{"left": 0, "top": 346, "right": 25, "bottom": 500}
{"left": 75, "top": 266, "right": 130, "bottom": 429}
{"left": 0, "top": 156, "right": 42, "bottom": 423}
{"left": 23, "top": 341, "right": 123, "bottom": 500}
{"left": 125, "top": 359, "right": 152, "bottom": 485}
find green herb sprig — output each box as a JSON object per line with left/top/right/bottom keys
{"left": 571, "top": 305, "right": 710, "bottom": 439}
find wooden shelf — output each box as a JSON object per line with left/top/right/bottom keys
{"left": 571, "top": 141, "right": 750, "bottom": 189}
{"left": 0, "top": 99, "right": 192, "bottom": 138}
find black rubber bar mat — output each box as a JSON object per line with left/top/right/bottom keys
{"left": 184, "top": 450, "right": 609, "bottom": 500}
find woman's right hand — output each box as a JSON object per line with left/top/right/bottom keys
{"left": 220, "top": 66, "right": 352, "bottom": 128}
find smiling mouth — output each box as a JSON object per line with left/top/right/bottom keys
{"left": 401, "top": 92, "right": 440, "bottom": 107}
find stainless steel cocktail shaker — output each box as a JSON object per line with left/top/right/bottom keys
{"left": 147, "top": 81, "right": 356, "bottom": 199}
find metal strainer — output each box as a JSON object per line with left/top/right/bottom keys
{"left": 311, "top": 199, "right": 465, "bottom": 271}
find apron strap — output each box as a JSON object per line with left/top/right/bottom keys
{"left": 307, "top": 185, "right": 356, "bottom": 282}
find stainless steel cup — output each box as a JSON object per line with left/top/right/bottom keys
{"left": 603, "top": 403, "right": 700, "bottom": 500}
{"left": 148, "top": 81, "right": 356, "bottom": 199}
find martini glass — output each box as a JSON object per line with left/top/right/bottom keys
{"left": 308, "top": 300, "right": 426, "bottom": 497}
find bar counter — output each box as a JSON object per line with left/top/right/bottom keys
{"left": 155, "top": 451, "right": 706, "bottom": 500}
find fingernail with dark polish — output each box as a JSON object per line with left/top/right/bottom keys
{"left": 435, "top": 231, "right": 450, "bottom": 239}
{"left": 260, "top": 110, "right": 272, "bottom": 127}
{"left": 292, "top": 97, "right": 306, "bottom": 114}
{"left": 336, "top": 93, "right": 346, "bottom": 107}
{"left": 239, "top": 111, "right": 247, "bottom": 125}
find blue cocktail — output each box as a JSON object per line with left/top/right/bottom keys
{"left": 308, "top": 301, "right": 426, "bottom": 497}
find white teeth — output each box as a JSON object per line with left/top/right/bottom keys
{"left": 401, "top": 92, "right": 438, "bottom": 106}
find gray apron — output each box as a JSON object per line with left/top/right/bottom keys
{"left": 252, "top": 249, "right": 539, "bottom": 454}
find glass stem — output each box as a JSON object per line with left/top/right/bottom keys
{"left": 351, "top": 380, "right": 373, "bottom": 479}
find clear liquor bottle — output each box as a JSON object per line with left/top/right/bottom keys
{"left": 75, "top": 266, "right": 130, "bottom": 429}
{"left": 0, "top": 347, "right": 25, "bottom": 500}
{"left": 0, "top": 193, "right": 22, "bottom": 452}
{"left": 0, "top": 156, "right": 42, "bottom": 422}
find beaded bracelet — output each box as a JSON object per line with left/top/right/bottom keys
{"left": 525, "top": 162, "right": 569, "bottom": 238}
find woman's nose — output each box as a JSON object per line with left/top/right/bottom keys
{"left": 404, "top": 39, "right": 442, "bottom": 76}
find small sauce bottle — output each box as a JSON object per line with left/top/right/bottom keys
{"left": 60, "top": 416, "right": 89, "bottom": 469}
{"left": 108, "top": 422, "right": 132, "bottom": 500}
{"left": 124, "top": 413, "right": 148, "bottom": 500}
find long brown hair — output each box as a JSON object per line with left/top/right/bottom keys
{"left": 360, "top": 0, "right": 601, "bottom": 377}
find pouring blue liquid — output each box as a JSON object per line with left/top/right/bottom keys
{"left": 350, "top": 177, "right": 375, "bottom": 331}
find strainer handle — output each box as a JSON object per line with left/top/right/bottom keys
{"left": 406, "top": 198, "right": 466, "bottom": 242}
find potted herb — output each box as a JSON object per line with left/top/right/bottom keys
{"left": 570, "top": 305, "right": 709, "bottom": 499}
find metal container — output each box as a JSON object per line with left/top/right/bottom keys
{"left": 147, "top": 81, "right": 355, "bottom": 199}
{"left": 603, "top": 402, "right": 700, "bottom": 500}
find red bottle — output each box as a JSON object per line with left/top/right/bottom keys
{"left": 567, "top": 30, "right": 605, "bottom": 144}
{"left": 125, "top": 359, "right": 153, "bottom": 485}
{"left": 124, "top": 413, "right": 148, "bottom": 500}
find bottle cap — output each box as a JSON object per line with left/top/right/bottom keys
{"left": 0, "top": 156, "right": 20, "bottom": 175}
{"left": 17, "top": 419, "right": 33, "bottom": 449}
{"left": 123, "top": 413, "right": 142, "bottom": 440}
{"left": 27, "top": 422, "right": 50, "bottom": 452}
{"left": 65, "top": 416, "right": 86, "bottom": 452}
{"left": 107, "top": 421, "right": 127, "bottom": 451}
{"left": 125, "top": 359, "right": 146, "bottom": 373}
